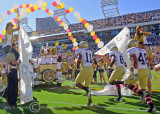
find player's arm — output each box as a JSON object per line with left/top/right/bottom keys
{"left": 108, "top": 54, "right": 116, "bottom": 68}
{"left": 77, "top": 54, "right": 82, "bottom": 69}
{"left": 130, "top": 54, "right": 138, "bottom": 80}
{"left": 130, "top": 54, "right": 138, "bottom": 69}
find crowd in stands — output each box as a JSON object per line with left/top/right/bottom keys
{"left": 37, "top": 9, "right": 160, "bottom": 35}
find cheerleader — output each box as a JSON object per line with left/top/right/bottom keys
{"left": 56, "top": 54, "right": 68, "bottom": 87}
{"left": 98, "top": 58, "right": 106, "bottom": 84}
{"left": 92, "top": 59, "right": 98, "bottom": 83}
{"left": 51, "top": 47, "right": 63, "bottom": 64}
{"left": 37, "top": 48, "right": 46, "bottom": 65}
{"left": 45, "top": 48, "right": 52, "bottom": 64}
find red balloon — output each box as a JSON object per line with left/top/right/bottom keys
{"left": 55, "top": 16, "right": 58, "bottom": 20}
{"left": 66, "top": 29, "right": 70, "bottom": 33}
{"left": 0, "top": 34, "right": 4, "bottom": 40}
{"left": 72, "top": 47, "right": 76, "bottom": 51}
{"left": 38, "top": 7, "right": 41, "bottom": 10}
{"left": 65, "top": 9, "right": 69, "bottom": 14}
{"left": 99, "top": 55, "right": 103, "bottom": 57}
{"left": 52, "top": 1, "right": 57, "bottom": 6}
{"left": 14, "top": 18, "right": 17, "bottom": 24}
{"left": 26, "top": 4, "right": 30, "bottom": 8}
{"left": 82, "top": 19, "right": 87, "bottom": 24}
{"left": 70, "top": 36, "right": 73, "bottom": 40}
{"left": 93, "top": 35, "right": 98, "bottom": 40}
{"left": 46, "top": 9, "right": 49, "bottom": 13}
{"left": 7, "top": 11, "right": 11, "bottom": 15}
{"left": 19, "top": 5, "right": 23, "bottom": 9}
{"left": 59, "top": 20, "right": 63, "bottom": 24}
{"left": 30, "top": 7, "right": 34, "bottom": 12}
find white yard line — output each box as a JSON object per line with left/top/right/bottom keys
{"left": 39, "top": 100, "right": 160, "bottom": 113}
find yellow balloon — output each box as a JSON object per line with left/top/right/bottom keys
{"left": 76, "top": 46, "right": 79, "bottom": 50}
{"left": 57, "top": 17, "right": 60, "bottom": 21}
{"left": 10, "top": 9, "right": 15, "bottom": 12}
{"left": 79, "top": 17, "right": 83, "bottom": 22}
{"left": 26, "top": 8, "right": 31, "bottom": 14}
{"left": 90, "top": 31, "right": 95, "bottom": 36}
{"left": 68, "top": 32, "right": 72, "bottom": 37}
{"left": 42, "top": 7, "right": 45, "bottom": 11}
{"left": 69, "top": 7, "right": 74, "bottom": 12}
{"left": 2, "top": 29, "right": 6, "bottom": 35}
{"left": 0, "top": 39, "right": 2, "bottom": 43}
{"left": 34, "top": 5, "right": 39, "bottom": 10}
{"left": 61, "top": 3, "right": 65, "bottom": 8}
{"left": 57, "top": 5, "right": 61, "bottom": 9}
{"left": 18, "top": 15, "right": 22, "bottom": 20}
{"left": 95, "top": 38, "right": 100, "bottom": 44}
{"left": 30, "top": 4, "right": 33, "bottom": 7}
{"left": 62, "top": 22, "right": 65, "bottom": 27}
{"left": 48, "top": 12, "right": 51, "bottom": 16}
{"left": 0, "top": 19, "right": 1, "bottom": 23}
{"left": 14, "top": 24, "right": 17, "bottom": 29}
{"left": 72, "top": 38, "right": 76, "bottom": 42}
{"left": 43, "top": 2, "right": 47, "bottom": 7}
{"left": 23, "top": 4, "right": 26, "bottom": 8}
{"left": 85, "top": 22, "right": 89, "bottom": 28}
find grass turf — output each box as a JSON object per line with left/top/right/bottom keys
{"left": 0, "top": 70, "right": 159, "bottom": 114}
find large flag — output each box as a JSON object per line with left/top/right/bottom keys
{"left": 18, "top": 26, "right": 33, "bottom": 104}
{"left": 95, "top": 27, "right": 131, "bottom": 70}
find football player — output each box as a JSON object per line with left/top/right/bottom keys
{"left": 138, "top": 41, "right": 153, "bottom": 95}
{"left": 108, "top": 46, "right": 125, "bottom": 101}
{"left": 124, "top": 39, "right": 156, "bottom": 113}
{"left": 75, "top": 41, "right": 94, "bottom": 107}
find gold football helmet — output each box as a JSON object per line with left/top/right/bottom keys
{"left": 127, "top": 39, "right": 138, "bottom": 48}
{"left": 79, "top": 41, "right": 88, "bottom": 49}
{"left": 110, "top": 46, "right": 118, "bottom": 51}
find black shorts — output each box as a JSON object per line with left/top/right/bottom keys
{"left": 93, "top": 71, "right": 97, "bottom": 78}
{"left": 99, "top": 69, "right": 104, "bottom": 73}
{"left": 68, "top": 69, "right": 72, "bottom": 74}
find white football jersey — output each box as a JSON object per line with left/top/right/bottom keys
{"left": 75, "top": 48, "right": 93, "bottom": 66}
{"left": 127, "top": 47, "right": 148, "bottom": 69}
{"left": 109, "top": 51, "right": 125, "bottom": 67}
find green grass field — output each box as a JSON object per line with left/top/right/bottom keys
{"left": 0, "top": 70, "right": 160, "bottom": 114}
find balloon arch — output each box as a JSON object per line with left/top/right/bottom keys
{"left": 0, "top": 0, "right": 104, "bottom": 50}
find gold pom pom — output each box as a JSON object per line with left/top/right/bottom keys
{"left": 54, "top": 41, "right": 59, "bottom": 47}
{"left": 51, "top": 46, "right": 57, "bottom": 54}
{"left": 61, "top": 43, "right": 68, "bottom": 49}
{"left": 66, "top": 51, "right": 72, "bottom": 56}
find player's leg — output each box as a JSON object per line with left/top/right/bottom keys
{"left": 109, "top": 67, "right": 124, "bottom": 101}
{"left": 75, "top": 67, "right": 88, "bottom": 91}
{"left": 84, "top": 67, "right": 94, "bottom": 106}
{"left": 139, "top": 70, "right": 156, "bottom": 113}
{"left": 148, "top": 69, "right": 152, "bottom": 95}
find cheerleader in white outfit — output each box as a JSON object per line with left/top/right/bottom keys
{"left": 45, "top": 49, "right": 52, "bottom": 64}
{"left": 37, "top": 49, "right": 46, "bottom": 65}
{"left": 51, "top": 47, "right": 63, "bottom": 64}
{"left": 56, "top": 54, "right": 68, "bottom": 87}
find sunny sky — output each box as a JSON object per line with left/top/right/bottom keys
{"left": 0, "top": 0, "right": 160, "bottom": 32}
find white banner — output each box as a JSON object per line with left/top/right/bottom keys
{"left": 95, "top": 27, "right": 131, "bottom": 70}
{"left": 18, "top": 26, "right": 33, "bottom": 104}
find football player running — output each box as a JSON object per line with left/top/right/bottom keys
{"left": 75, "top": 41, "right": 94, "bottom": 107}
{"left": 108, "top": 46, "right": 125, "bottom": 101}
{"left": 124, "top": 39, "right": 156, "bottom": 113}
